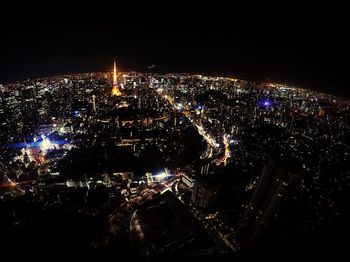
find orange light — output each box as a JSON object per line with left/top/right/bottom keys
{"left": 112, "top": 60, "right": 122, "bottom": 96}
{"left": 112, "top": 85, "right": 122, "bottom": 96}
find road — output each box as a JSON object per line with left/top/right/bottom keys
{"left": 161, "top": 91, "right": 220, "bottom": 159}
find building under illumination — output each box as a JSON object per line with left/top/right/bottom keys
{"left": 112, "top": 60, "right": 122, "bottom": 96}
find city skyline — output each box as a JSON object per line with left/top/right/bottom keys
{"left": 1, "top": 2, "right": 349, "bottom": 257}
{"left": 1, "top": 3, "right": 350, "bottom": 97}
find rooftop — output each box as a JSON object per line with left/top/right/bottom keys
{"left": 135, "top": 190, "right": 199, "bottom": 253}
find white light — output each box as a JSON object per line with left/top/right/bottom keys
{"left": 174, "top": 103, "right": 183, "bottom": 110}
{"left": 229, "top": 139, "right": 236, "bottom": 144}
{"left": 155, "top": 172, "right": 168, "bottom": 180}
{"left": 40, "top": 138, "right": 53, "bottom": 151}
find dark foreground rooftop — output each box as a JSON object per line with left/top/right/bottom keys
{"left": 131, "top": 190, "right": 213, "bottom": 255}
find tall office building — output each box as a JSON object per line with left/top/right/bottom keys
{"left": 238, "top": 157, "right": 303, "bottom": 248}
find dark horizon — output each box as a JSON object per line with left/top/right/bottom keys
{"left": 1, "top": 2, "right": 350, "bottom": 97}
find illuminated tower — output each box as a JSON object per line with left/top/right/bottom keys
{"left": 112, "top": 60, "right": 122, "bottom": 96}
{"left": 92, "top": 95, "right": 96, "bottom": 112}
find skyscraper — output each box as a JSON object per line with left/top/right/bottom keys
{"left": 112, "top": 60, "right": 122, "bottom": 96}
{"left": 238, "top": 157, "right": 303, "bottom": 248}
{"left": 191, "top": 176, "right": 220, "bottom": 209}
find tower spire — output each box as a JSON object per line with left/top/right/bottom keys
{"left": 112, "top": 60, "right": 122, "bottom": 96}
{"left": 113, "top": 60, "right": 117, "bottom": 85}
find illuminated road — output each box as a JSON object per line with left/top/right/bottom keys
{"left": 161, "top": 92, "right": 219, "bottom": 159}
{"left": 193, "top": 121, "right": 219, "bottom": 149}
{"left": 215, "top": 134, "right": 231, "bottom": 166}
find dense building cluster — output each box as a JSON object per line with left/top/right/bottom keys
{"left": 0, "top": 69, "right": 349, "bottom": 254}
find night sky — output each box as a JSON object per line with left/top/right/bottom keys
{"left": 1, "top": 2, "right": 349, "bottom": 97}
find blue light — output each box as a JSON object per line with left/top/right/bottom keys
{"left": 259, "top": 98, "right": 272, "bottom": 108}
{"left": 6, "top": 137, "right": 68, "bottom": 149}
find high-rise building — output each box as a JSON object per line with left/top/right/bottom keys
{"left": 238, "top": 157, "right": 303, "bottom": 248}
{"left": 112, "top": 60, "right": 122, "bottom": 96}
{"left": 191, "top": 176, "right": 220, "bottom": 209}
{"left": 200, "top": 163, "right": 210, "bottom": 175}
